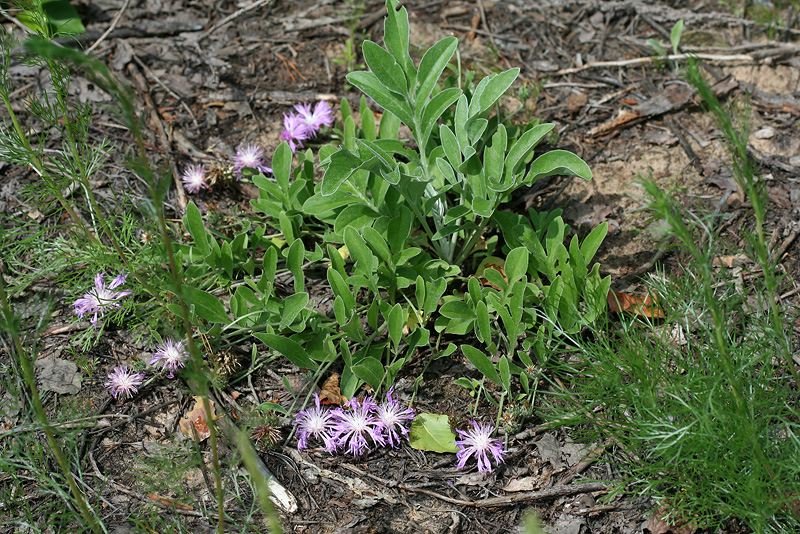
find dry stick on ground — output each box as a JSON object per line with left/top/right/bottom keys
{"left": 201, "top": 0, "right": 276, "bottom": 39}
{"left": 85, "top": 0, "right": 132, "bottom": 54}
{"left": 553, "top": 52, "right": 757, "bottom": 76}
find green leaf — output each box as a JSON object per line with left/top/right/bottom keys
{"left": 272, "top": 142, "right": 292, "bottom": 194}
{"left": 499, "top": 355, "right": 511, "bottom": 392}
{"left": 670, "top": 19, "right": 684, "bottom": 55}
{"left": 439, "top": 125, "right": 462, "bottom": 169}
{"left": 476, "top": 300, "right": 491, "bottom": 344}
{"left": 360, "top": 97, "right": 377, "bottom": 141}
{"left": 580, "top": 222, "right": 608, "bottom": 264}
{"left": 415, "top": 36, "right": 458, "bottom": 109}
{"left": 183, "top": 202, "right": 209, "bottom": 255}
{"left": 279, "top": 292, "right": 309, "bottom": 330}
{"left": 19, "top": 0, "right": 86, "bottom": 37}
{"left": 220, "top": 240, "right": 234, "bottom": 280}
{"left": 351, "top": 356, "right": 385, "bottom": 391}
{"left": 383, "top": 0, "right": 415, "bottom": 81}
{"left": 321, "top": 147, "right": 369, "bottom": 196}
{"left": 287, "top": 239, "right": 305, "bottom": 293}
{"left": 419, "top": 88, "right": 461, "bottom": 144}
{"left": 524, "top": 150, "right": 592, "bottom": 185}
{"left": 469, "top": 68, "right": 519, "bottom": 119}
{"left": 461, "top": 345, "right": 501, "bottom": 385}
{"left": 387, "top": 303, "right": 403, "bottom": 350}
{"left": 505, "top": 246, "right": 529, "bottom": 284}
{"left": 503, "top": 123, "right": 555, "bottom": 182}
{"left": 182, "top": 285, "right": 230, "bottom": 324}
{"left": 379, "top": 111, "right": 401, "bottom": 140}
{"left": 347, "top": 71, "right": 413, "bottom": 125}
{"left": 344, "top": 225, "right": 375, "bottom": 273}
{"left": 439, "top": 300, "right": 475, "bottom": 320}
{"left": 409, "top": 413, "right": 458, "bottom": 453}
{"left": 362, "top": 40, "right": 408, "bottom": 96}
{"left": 254, "top": 333, "right": 316, "bottom": 370}
{"left": 361, "top": 226, "right": 391, "bottom": 265}
{"left": 328, "top": 268, "right": 355, "bottom": 310}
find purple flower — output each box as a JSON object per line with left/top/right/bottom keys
{"left": 105, "top": 366, "right": 145, "bottom": 399}
{"left": 181, "top": 164, "right": 208, "bottom": 194}
{"left": 73, "top": 271, "right": 132, "bottom": 328}
{"left": 293, "top": 101, "right": 334, "bottom": 137}
{"left": 454, "top": 421, "right": 505, "bottom": 473}
{"left": 330, "top": 396, "right": 385, "bottom": 457}
{"left": 375, "top": 388, "right": 415, "bottom": 448}
{"left": 280, "top": 113, "right": 312, "bottom": 153}
{"left": 233, "top": 143, "right": 272, "bottom": 178}
{"left": 295, "top": 393, "right": 336, "bottom": 452}
{"left": 149, "top": 337, "right": 188, "bottom": 378}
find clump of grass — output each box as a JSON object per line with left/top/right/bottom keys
{"left": 544, "top": 59, "right": 800, "bottom": 532}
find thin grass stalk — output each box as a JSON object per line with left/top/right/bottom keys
{"left": 0, "top": 263, "right": 103, "bottom": 534}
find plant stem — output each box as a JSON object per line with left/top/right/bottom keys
{"left": 0, "top": 265, "right": 103, "bottom": 534}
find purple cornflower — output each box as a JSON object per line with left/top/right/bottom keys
{"left": 149, "top": 337, "right": 188, "bottom": 378}
{"left": 330, "top": 396, "right": 385, "bottom": 457}
{"left": 73, "top": 271, "right": 132, "bottom": 328}
{"left": 374, "top": 388, "right": 415, "bottom": 448}
{"left": 233, "top": 143, "right": 272, "bottom": 178}
{"left": 280, "top": 113, "right": 312, "bottom": 153}
{"left": 293, "top": 101, "right": 335, "bottom": 137}
{"left": 295, "top": 393, "right": 336, "bottom": 452}
{"left": 105, "top": 366, "right": 145, "bottom": 399}
{"left": 181, "top": 164, "right": 208, "bottom": 194}
{"left": 454, "top": 421, "right": 505, "bottom": 473}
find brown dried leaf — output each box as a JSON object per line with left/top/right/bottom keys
{"left": 607, "top": 289, "right": 665, "bottom": 319}
{"left": 319, "top": 373, "right": 346, "bottom": 406}
{"left": 179, "top": 396, "right": 221, "bottom": 442}
{"left": 645, "top": 507, "right": 697, "bottom": 534}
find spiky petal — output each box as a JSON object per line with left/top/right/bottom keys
{"left": 105, "top": 366, "right": 145, "bottom": 399}
{"left": 295, "top": 393, "right": 337, "bottom": 452}
{"left": 149, "top": 337, "right": 188, "bottom": 378}
{"left": 181, "top": 164, "right": 208, "bottom": 194}
{"left": 454, "top": 420, "right": 505, "bottom": 473}
{"left": 375, "top": 388, "right": 415, "bottom": 448}
{"left": 330, "top": 396, "right": 385, "bottom": 457}
{"left": 73, "top": 271, "right": 132, "bottom": 329}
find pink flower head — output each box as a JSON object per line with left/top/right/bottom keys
{"left": 375, "top": 388, "right": 415, "bottom": 448}
{"left": 293, "top": 101, "right": 335, "bottom": 137}
{"left": 454, "top": 420, "right": 505, "bottom": 473}
{"left": 149, "top": 337, "right": 188, "bottom": 378}
{"left": 330, "top": 396, "right": 385, "bottom": 457}
{"left": 181, "top": 164, "right": 208, "bottom": 194}
{"left": 280, "top": 113, "right": 312, "bottom": 153}
{"left": 73, "top": 271, "right": 132, "bottom": 328}
{"left": 233, "top": 143, "right": 272, "bottom": 178}
{"left": 295, "top": 393, "right": 336, "bottom": 452}
{"left": 105, "top": 366, "right": 145, "bottom": 399}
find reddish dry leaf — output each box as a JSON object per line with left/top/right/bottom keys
{"left": 319, "top": 373, "right": 346, "bottom": 406}
{"left": 607, "top": 289, "right": 665, "bottom": 319}
{"left": 476, "top": 258, "right": 508, "bottom": 291}
{"left": 179, "top": 396, "right": 221, "bottom": 442}
{"left": 147, "top": 493, "right": 194, "bottom": 511}
{"left": 645, "top": 507, "right": 697, "bottom": 534}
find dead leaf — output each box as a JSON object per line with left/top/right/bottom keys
{"left": 179, "top": 396, "right": 222, "bottom": 442}
{"left": 607, "top": 289, "right": 665, "bottom": 319}
{"left": 645, "top": 507, "right": 697, "bottom": 534}
{"left": 476, "top": 257, "right": 508, "bottom": 290}
{"left": 147, "top": 493, "right": 194, "bottom": 511}
{"left": 319, "top": 373, "right": 346, "bottom": 406}
{"left": 35, "top": 355, "right": 81, "bottom": 395}
{"left": 712, "top": 254, "right": 749, "bottom": 268}
{"left": 503, "top": 476, "right": 539, "bottom": 492}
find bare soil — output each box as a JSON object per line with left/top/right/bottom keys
{"left": 2, "top": 0, "right": 800, "bottom": 532}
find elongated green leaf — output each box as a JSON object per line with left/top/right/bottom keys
{"left": 525, "top": 150, "right": 592, "bottom": 185}
{"left": 419, "top": 88, "right": 461, "bottom": 144}
{"left": 287, "top": 239, "right": 305, "bottom": 293}
{"left": 362, "top": 40, "right": 408, "bottom": 96}
{"left": 383, "top": 0, "right": 415, "bottom": 80}
{"left": 344, "top": 225, "right": 375, "bottom": 273}
{"left": 415, "top": 36, "right": 458, "bottom": 108}
{"left": 327, "top": 267, "right": 355, "bottom": 310}
{"left": 220, "top": 240, "right": 234, "bottom": 280}
{"left": 469, "top": 68, "right": 519, "bottom": 119}
{"left": 476, "top": 300, "right": 491, "bottom": 344}
{"left": 440, "top": 300, "right": 475, "bottom": 320}
{"left": 321, "top": 147, "right": 366, "bottom": 196}
{"left": 580, "top": 221, "right": 608, "bottom": 264}
{"left": 272, "top": 141, "right": 292, "bottom": 193}
{"left": 183, "top": 202, "right": 209, "bottom": 255}
{"left": 254, "top": 333, "right": 316, "bottom": 369}
{"left": 461, "top": 345, "right": 501, "bottom": 385}
{"left": 351, "top": 356, "right": 384, "bottom": 391}
{"left": 409, "top": 413, "right": 458, "bottom": 453}
{"left": 279, "top": 292, "right": 309, "bottom": 330}
{"left": 503, "top": 123, "right": 555, "bottom": 182}
{"left": 361, "top": 226, "right": 391, "bottom": 265}
{"left": 19, "top": 0, "right": 86, "bottom": 37}
{"left": 505, "top": 246, "right": 529, "bottom": 284}
{"left": 499, "top": 355, "right": 511, "bottom": 392}
{"left": 183, "top": 285, "right": 229, "bottom": 324}
{"left": 439, "top": 125, "right": 462, "bottom": 170}
{"left": 387, "top": 303, "right": 403, "bottom": 349}
{"left": 379, "top": 111, "right": 401, "bottom": 140}
{"left": 347, "top": 71, "right": 413, "bottom": 125}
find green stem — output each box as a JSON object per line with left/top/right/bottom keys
{"left": 0, "top": 267, "right": 103, "bottom": 534}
